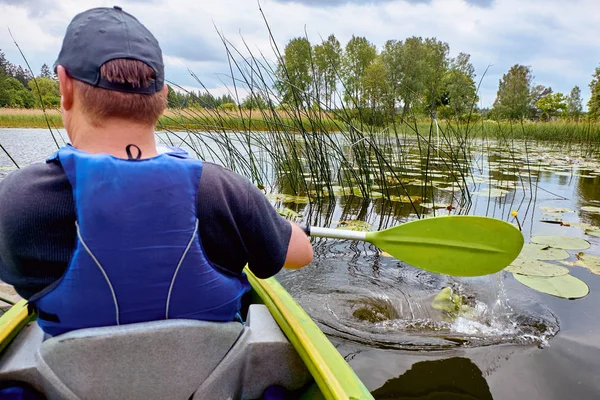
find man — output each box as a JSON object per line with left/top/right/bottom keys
{"left": 0, "top": 6, "right": 313, "bottom": 336}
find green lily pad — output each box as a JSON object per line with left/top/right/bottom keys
{"left": 530, "top": 236, "right": 590, "bottom": 250}
{"left": 585, "top": 229, "right": 600, "bottom": 238}
{"left": 517, "top": 243, "right": 570, "bottom": 261}
{"left": 419, "top": 202, "right": 447, "bottom": 209}
{"left": 506, "top": 259, "right": 569, "bottom": 277}
{"left": 336, "top": 220, "right": 372, "bottom": 232}
{"left": 569, "top": 222, "right": 600, "bottom": 230}
{"left": 432, "top": 287, "right": 462, "bottom": 314}
{"left": 540, "top": 206, "right": 575, "bottom": 213}
{"left": 580, "top": 206, "right": 600, "bottom": 213}
{"left": 513, "top": 273, "right": 589, "bottom": 299}
{"left": 562, "top": 253, "right": 600, "bottom": 275}
{"left": 471, "top": 188, "right": 509, "bottom": 197}
{"left": 277, "top": 207, "right": 301, "bottom": 219}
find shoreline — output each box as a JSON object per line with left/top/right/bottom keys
{"left": 0, "top": 108, "right": 342, "bottom": 132}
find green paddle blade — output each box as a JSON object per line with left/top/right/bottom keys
{"left": 366, "top": 216, "right": 524, "bottom": 276}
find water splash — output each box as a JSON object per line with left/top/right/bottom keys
{"left": 279, "top": 258, "right": 560, "bottom": 350}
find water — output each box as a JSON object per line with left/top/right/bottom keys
{"left": 2, "top": 128, "right": 600, "bottom": 399}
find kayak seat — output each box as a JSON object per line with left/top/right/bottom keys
{"left": 36, "top": 319, "right": 243, "bottom": 400}
{"left": 0, "top": 305, "right": 312, "bottom": 400}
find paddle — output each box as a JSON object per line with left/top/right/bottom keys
{"left": 303, "top": 215, "right": 523, "bottom": 277}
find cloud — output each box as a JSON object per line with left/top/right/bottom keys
{"left": 271, "top": 0, "right": 493, "bottom": 7}
{"left": 1, "top": 0, "right": 599, "bottom": 107}
{"left": 0, "top": 0, "right": 59, "bottom": 17}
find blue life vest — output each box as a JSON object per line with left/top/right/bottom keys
{"left": 31, "top": 145, "right": 250, "bottom": 336}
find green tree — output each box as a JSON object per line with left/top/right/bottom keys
{"left": 566, "top": 86, "right": 583, "bottom": 120}
{"left": 360, "top": 56, "right": 391, "bottom": 125}
{"left": 275, "top": 37, "right": 313, "bottom": 107}
{"left": 380, "top": 39, "right": 403, "bottom": 116}
{"left": 28, "top": 77, "right": 60, "bottom": 108}
{"left": 313, "top": 34, "right": 341, "bottom": 109}
{"left": 588, "top": 67, "right": 600, "bottom": 119}
{"left": 439, "top": 53, "right": 478, "bottom": 120}
{"left": 0, "top": 76, "right": 34, "bottom": 108}
{"left": 0, "top": 49, "right": 9, "bottom": 76}
{"left": 40, "top": 63, "right": 53, "bottom": 79}
{"left": 395, "top": 37, "right": 428, "bottom": 116}
{"left": 492, "top": 64, "right": 534, "bottom": 120}
{"left": 342, "top": 35, "right": 377, "bottom": 106}
{"left": 535, "top": 92, "right": 567, "bottom": 120}
{"left": 242, "top": 93, "right": 268, "bottom": 109}
{"left": 420, "top": 38, "right": 450, "bottom": 116}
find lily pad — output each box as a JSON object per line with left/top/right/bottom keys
{"left": 419, "top": 202, "right": 448, "bottom": 209}
{"left": 562, "top": 253, "right": 600, "bottom": 275}
{"left": 276, "top": 207, "right": 301, "bottom": 220}
{"left": 518, "top": 243, "right": 569, "bottom": 261}
{"left": 513, "top": 273, "right": 589, "bottom": 299}
{"left": 569, "top": 222, "right": 600, "bottom": 231}
{"left": 432, "top": 287, "right": 462, "bottom": 314}
{"left": 580, "top": 206, "right": 600, "bottom": 213}
{"left": 336, "top": 220, "right": 372, "bottom": 232}
{"left": 506, "top": 259, "right": 569, "bottom": 277}
{"left": 471, "top": 188, "right": 509, "bottom": 197}
{"left": 530, "top": 236, "right": 590, "bottom": 250}
{"left": 585, "top": 229, "right": 600, "bottom": 238}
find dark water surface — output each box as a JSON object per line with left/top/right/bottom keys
{"left": 2, "top": 129, "right": 600, "bottom": 399}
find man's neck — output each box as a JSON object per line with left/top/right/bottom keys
{"left": 69, "top": 118, "right": 158, "bottom": 159}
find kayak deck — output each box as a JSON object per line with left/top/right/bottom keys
{"left": 0, "top": 271, "right": 373, "bottom": 399}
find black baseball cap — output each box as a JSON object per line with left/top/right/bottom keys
{"left": 54, "top": 6, "right": 164, "bottom": 94}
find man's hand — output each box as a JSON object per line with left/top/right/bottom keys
{"left": 283, "top": 221, "right": 314, "bottom": 269}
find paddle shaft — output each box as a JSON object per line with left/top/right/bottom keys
{"left": 304, "top": 226, "right": 367, "bottom": 241}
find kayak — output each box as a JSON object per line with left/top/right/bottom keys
{"left": 0, "top": 269, "right": 374, "bottom": 400}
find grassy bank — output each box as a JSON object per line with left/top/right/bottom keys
{"left": 0, "top": 108, "right": 344, "bottom": 132}
{"left": 3, "top": 108, "right": 600, "bottom": 143}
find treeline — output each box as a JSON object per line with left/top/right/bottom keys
{"left": 0, "top": 50, "right": 60, "bottom": 108}
{"left": 274, "top": 34, "right": 590, "bottom": 124}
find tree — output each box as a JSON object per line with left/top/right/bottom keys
{"left": 10, "top": 65, "right": 32, "bottom": 87}
{"left": 535, "top": 92, "right": 567, "bottom": 120}
{"left": 492, "top": 64, "right": 534, "bottom": 120}
{"left": 313, "top": 34, "right": 341, "bottom": 109}
{"left": 28, "top": 77, "right": 60, "bottom": 108}
{"left": 0, "top": 49, "right": 9, "bottom": 76}
{"left": 275, "top": 37, "right": 313, "bottom": 108}
{"left": 439, "top": 52, "right": 478, "bottom": 120}
{"left": 0, "top": 76, "right": 34, "bottom": 108}
{"left": 420, "top": 38, "right": 450, "bottom": 116}
{"left": 242, "top": 93, "right": 268, "bottom": 109}
{"left": 341, "top": 35, "right": 377, "bottom": 107}
{"left": 380, "top": 39, "right": 403, "bottom": 115}
{"left": 588, "top": 67, "right": 600, "bottom": 119}
{"left": 40, "top": 63, "right": 53, "bottom": 79}
{"left": 361, "top": 56, "right": 390, "bottom": 121}
{"left": 566, "top": 86, "right": 583, "bottom": 120}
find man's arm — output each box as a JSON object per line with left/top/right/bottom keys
{"left": 0, "top": 162, "right": 75, "bottom": 298}
{"left": 196, "top": 163, "right": 313, "bottom": 279}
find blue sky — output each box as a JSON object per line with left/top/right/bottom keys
{"left": 0, "top": 0, "right": 597, "bottom": 108}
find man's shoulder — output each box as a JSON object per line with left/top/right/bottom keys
{"left": 0, "top": 161, "right": 70, "bottom": 204}
{"left": 199, "top": 162, "right": 252, "bottom": 195}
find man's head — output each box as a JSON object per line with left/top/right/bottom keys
{"left": 55, "top": 7, "right": 167, "bottom": 129}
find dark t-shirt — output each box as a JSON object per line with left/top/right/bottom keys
{"left": 0, "top": 159, "right": 291, "bottom": 298}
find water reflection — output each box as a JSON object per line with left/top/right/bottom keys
{"left": 371, "top": 357, "right": 493, "bottom": 400}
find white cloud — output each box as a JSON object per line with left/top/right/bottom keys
{"left": 1, "top": 0, "right": 599, "bottom": 107}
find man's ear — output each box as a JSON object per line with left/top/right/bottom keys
{"left": 57, "top": 66, "right": 74, "bottom": 111}
{"left": 161, "top": 83, "right": 168, "bottom": 96}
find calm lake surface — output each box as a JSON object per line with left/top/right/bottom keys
{"left": 2, "top": 128, "right": 600, "bottom": 399}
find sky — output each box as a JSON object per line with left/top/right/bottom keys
{"left": 0, "top": 0, "right": 598, "bottom": 108}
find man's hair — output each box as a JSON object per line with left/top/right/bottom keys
{"left": 74, "top": 58, "right": 166, "bottom": 126}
